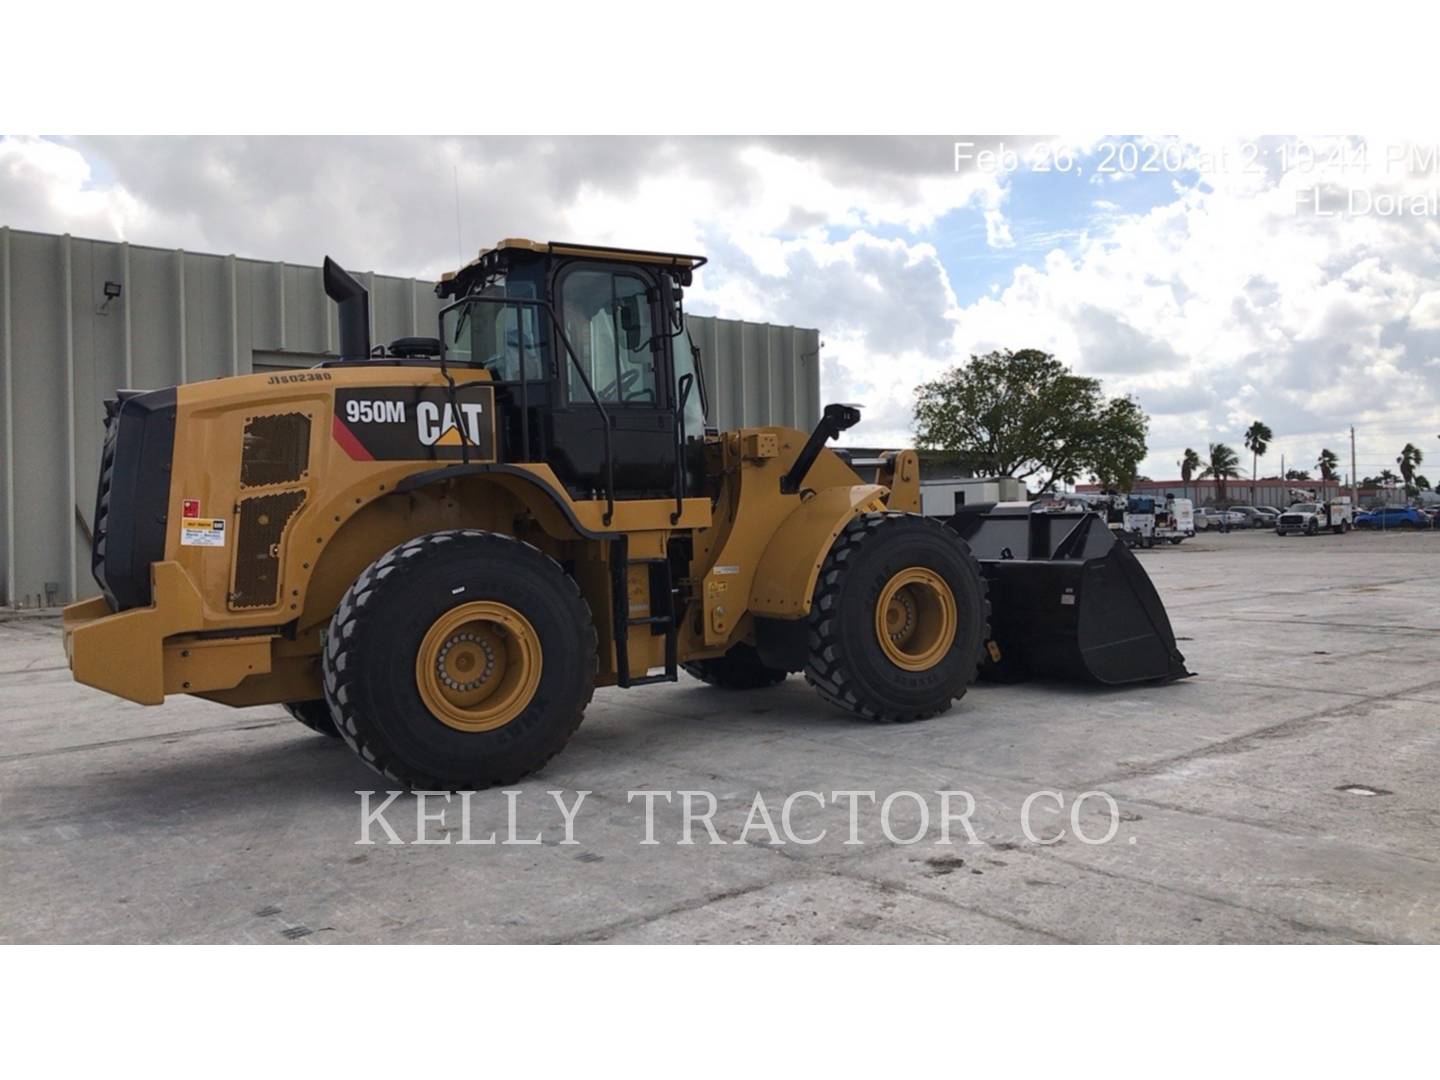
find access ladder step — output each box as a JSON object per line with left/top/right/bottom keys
{"left": 610, "top": 537, "right": 681, "bottom": 690}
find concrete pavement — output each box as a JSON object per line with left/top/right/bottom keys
{"left": 2, "top": 527, "right": 1436, "bottom": 943}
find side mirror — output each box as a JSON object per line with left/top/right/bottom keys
{"left": 619, "top": 301, "right": 642, "bottom": 351}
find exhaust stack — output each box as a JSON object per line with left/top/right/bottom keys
{"left": 322, "top": 256, "right": 371, "bottom": 361}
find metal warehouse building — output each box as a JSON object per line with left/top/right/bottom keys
{"left": 0, "top": 227, "right": 821, "bottom": 606}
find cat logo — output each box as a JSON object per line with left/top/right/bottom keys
{"left": 332, "top": 386, "right": 494, "bottom": 461}
{"left": 417, "top": 400, "right": 486, "bottom": 447}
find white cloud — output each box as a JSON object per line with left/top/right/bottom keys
{"left": 2, "top": 134, "right": 1437, "bottom": 481}
{"left": 0, "top": 136, "right": 146, "bottom": 239}
{"left": 940, "top": 138, "right": 1440, "bottom": 480}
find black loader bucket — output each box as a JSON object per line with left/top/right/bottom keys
{"left": 945, "top": 503, "right": 1191, "bottom": 686}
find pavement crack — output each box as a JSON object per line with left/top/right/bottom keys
{"left": 1083, "top": 682, "right": 1440, "bottom": 788}
{"left": 0, "top": 718, "right": 291, "bottom": 763}
{"left": 544, "top": 879, "right": 779, "bottom": 943}
{"left": 1032, "top": 848, "right": 1373, "bottom": 943}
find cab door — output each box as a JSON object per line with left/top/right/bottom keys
{"left": 546, "top": 263, "right": 677, "bottom": 500}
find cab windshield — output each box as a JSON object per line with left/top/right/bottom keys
{"left": 1290, "top": 503, "right": 1319, "bottom": 513}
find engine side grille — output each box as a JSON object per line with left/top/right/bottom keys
{"left": 230, "top": 489, "right": 307, "bottom": 609}
{"left": 91, "top": 412, "right": 120, "bottom": 572}
{"left": 90, "top": 387, "right": 177, "bottom": 611}
{"left": 240, "top": 412, "right": 311, "bottom": 488}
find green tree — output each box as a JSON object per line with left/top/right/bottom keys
{"left": 1179, "top": 447, "right": 1201, "bottom": 500}
{"left": 1198, "top": 442, "right": 1244, "bottom": 504}
{"left": 1244, "top": 420, "right": 1273, "bottom": 501}
{"left": 913, "top": 348, "right": 1149, "bottom": 491}
{"left": 1085, "top": 396, "right": 1150, "bottom": 491}
{"left": 1369, "top": 468, "right": 1399, "bottom": 488}
{"left": 1397, "top": 442, "right": 1424, "bottom": 496}
{"left": 1285, "top": 468, "right": 1311, "bottom": 481}
{"left": 1317, "top": 448, "right": 1339, "bottom": 481}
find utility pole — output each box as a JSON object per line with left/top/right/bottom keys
{"left": 1350, "top": 426, "right": 1358, "bottom": 506}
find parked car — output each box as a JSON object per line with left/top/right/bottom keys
{"left": 1229, "top": 505, "right": 1278, "bottom": 528}
{"left": 1257, "top": 506, "right": 1283, "bottom": 518}
{"left": 1354, "top": 506, "right": 1432, "bottom": 529}
{"left": 1194, "top": 507, "right": 1243, "bottom": 531}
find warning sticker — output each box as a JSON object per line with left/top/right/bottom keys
{"left": 181, "top": 517, "right": 227, "bottom": 547}
{"left": 182, "top": 498, "right": 200, "bottom": 518}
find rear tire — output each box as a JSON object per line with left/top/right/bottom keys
{"left": 682, "top": 643, "right": 788, "bottom": 689}
{"left": 804, "top": 512, "right": 988, "bottom": 722}
{"left": 285, "top": 699, "right": 339, "bottom": 738}
{"left": 323, "top": 530, "right": 597, "bottom": 790}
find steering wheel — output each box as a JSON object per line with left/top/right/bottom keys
{"left": 598, "top": 366, "right": 642, "bottom": 400}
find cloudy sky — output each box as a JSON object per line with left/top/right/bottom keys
{"left": 3, "top": 134, "right": 1438, "bottom": 484}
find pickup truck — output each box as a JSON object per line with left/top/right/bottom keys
{"left": 1195, "top": 508, "right": 1243, "bottom": 531}
{"left": 1276, "top": 499, "right": 1353, "bottom": 536}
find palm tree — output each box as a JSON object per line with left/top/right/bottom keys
{"left": 1198, "top": 442, "right": 1244, "bottom": 504}
{"left": 1243, "top": 420, "right": 1273, "bottom": 502}
{"left": 1397, "top": 442, "right": 1424, "bottom": 496}
{"left": 1317, "top": 448, "right": 1339, "bottom": 481}
{"left": 1179, "top": 447, "right": 1201, "bottom": 500}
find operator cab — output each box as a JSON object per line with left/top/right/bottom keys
{"left": 435, "top": 239, "right": 711, "bottom": 502}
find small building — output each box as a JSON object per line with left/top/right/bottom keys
{"left": 1077, "top": 478, "right": 1345, "bottom": 508}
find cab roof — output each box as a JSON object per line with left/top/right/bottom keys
{"left": 437, "top": 238, "right": 707, "bottom": 297}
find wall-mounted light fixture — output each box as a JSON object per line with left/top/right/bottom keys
{"left": 98, "top": 280, "right": 123, "bottom": 314}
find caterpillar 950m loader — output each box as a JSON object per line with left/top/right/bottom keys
{"left": 63, "top": 239, "right": 1188, "bottom": 788}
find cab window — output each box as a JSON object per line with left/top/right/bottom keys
{"left": 672, "top": 320, "right": 706, "bottom": 436}
{"left": 441, "top": 282, "right": 541, "bottom": 380}
{"left": 561, "top": 269, "right": 657, "bottom": 405}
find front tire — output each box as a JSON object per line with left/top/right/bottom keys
{"left": 682, "top": 643, "right": 788, "bottom": 689}
{"left": 323, "top": 530, "right": 597, "bottom": 790}
{"left": 805, "top": 512, "right": 988, "bottom": 722}
{"left": 1306, "top": 520, "right": 1318, "bottom": 536}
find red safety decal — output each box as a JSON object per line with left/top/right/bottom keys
{"left": 182, "top": 498, "right": 200, "bottom": 517}
{"left": 331, "top": 414, "right": 375, "bottom": 461}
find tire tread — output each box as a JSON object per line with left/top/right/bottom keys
{"left": 802, "top": 511, "right": 990, "bottom": 723}
{"left": 322, "top": 529, "right": 596, "bottom": 790}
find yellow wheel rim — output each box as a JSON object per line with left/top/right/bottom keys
{"left": 874, "top": 567, "right": 957, "bottom": 671}
{"left": 415, "top": 601, "right": 542, "bottom": 732}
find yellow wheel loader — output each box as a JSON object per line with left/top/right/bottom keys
{"left": 63, "top": 239, "right": 1188, "bottom": 789}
